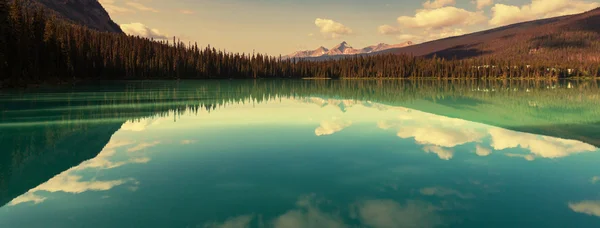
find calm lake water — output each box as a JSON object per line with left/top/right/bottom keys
{"left": 1, "top": 80, "right": 600, "bottom": 228}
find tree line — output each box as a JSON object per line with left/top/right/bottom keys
{"left": 1, "top": 0, "right": 599, "bottom": 88}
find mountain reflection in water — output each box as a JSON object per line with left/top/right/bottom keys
{"left": 1, "top": 80, "right": 599, "bottom": 228}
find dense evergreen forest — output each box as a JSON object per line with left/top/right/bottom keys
{"left": 1, "top": 0, "right": 599, "bottom": 88}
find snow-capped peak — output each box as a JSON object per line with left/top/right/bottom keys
{"left": 283, "top": 41, "right": 414, "bottom": 59}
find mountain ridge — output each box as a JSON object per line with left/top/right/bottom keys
{"left": 28, "top": 0, "right": 122, "bottom": 33}
{"left": 285, "top": 41, "right": 413, "bottom": 59}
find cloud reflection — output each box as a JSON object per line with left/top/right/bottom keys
{"left": 357, "top": 200, "right": 442, "bottom": 228}
{"left": 569, "top": 201, "right": 600, "bottom": 217}
{"left": 273, "top": 195, "right": 345, "bottom": 228}
{"left": 8, "top": 137, "right": 155, "bottom": 206}
{"left": 315, "top": 119, "right": 352, "bottom": 136}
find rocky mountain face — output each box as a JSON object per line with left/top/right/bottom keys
{"left": 32, "top": 0, "right": 122, "bottom": 33}
{"left": 285, "top": 41, "right": 413, "bottom": 59}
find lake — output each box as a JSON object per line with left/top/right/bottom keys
{"left": 1, "top": 80, "right": 600, "bottom": 228}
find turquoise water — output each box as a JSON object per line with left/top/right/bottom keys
{"left": 1, "top": 80, "right": 600, "bottom": 228}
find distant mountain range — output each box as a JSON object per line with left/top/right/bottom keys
{"left": 284, "top": 41, "right": 413, "bottom": 59}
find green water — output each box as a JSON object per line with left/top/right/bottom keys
{"left": 1, "top": 80, "right": 600, "bottom": 228}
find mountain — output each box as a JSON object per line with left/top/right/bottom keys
{"left": 30, "top": 0, "right": 122, "bottom": 33}
{"left": 285, "top": 41, "right": 413, "bottom": 59}
{"left": 379, "top": 7, "right": 600, "bottom": 61}
{"left": 286, "top": 46, "right": 330, "bottom": 58}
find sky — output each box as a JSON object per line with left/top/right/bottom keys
{"left": 99, "top": 0, "right": 600, "bottom": 56}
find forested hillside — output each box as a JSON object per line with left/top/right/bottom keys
{"left": 382, "top": 8, "right": 600, "bottom": 63}
{"left": 0, "top": 0, "right": 599, "bottom": 88}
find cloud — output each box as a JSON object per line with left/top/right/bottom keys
{"left": 314, "top": 18, "right": 353, "bottom": 39}
{"left": 489, "top": 0, "right": 600, "bottom": 26}
{"left": 420, "top": 187, "right": 474, "bottom": 199}
{"left": 273, "top": 196, "right": 345, "bottom": 228}
{"left": 315, "top": 119, "right": 352, "bottom": 136}
{"left": 99, "top": 0, "right": 135, "bottom": 14}
{"left": 569, "top": 201, "right": 600, "bottom": 217}
{"left": 505, "top": 153, "right": 536, "bottom": 161}
{"left": 378, "top": 24, "right": 402, "bottom": 35}
{"left": 127, "top": 141, "right": 161, "bottom": 152}
{"left": 396, "top": 34, "right": 424, "bottom": 43}
{"left": 423, "top": 0, "right": 456, "bottom": 9}
{"left": 179, "top": 10, "right": 195, "bottom": 15}
{"left": 204, "top": 215, "right": 255, "bottom": 228}
{"left": 423, "top": 145, "right": 454, "bottom": 160}
{"left": 475, "top": 145, "right": 492, "bottom": 156}
{"left": 431, "top": 28, "right": 466, "bottom": 39}
{"left": 396, "top": 126, "right": 485, "bottom": 148}
{"left": 489, "top": 127, "right": 597, "bottom": 159}
{"left": 473, "top": 0, "right": 494, "bottom": 10}
{"left": 120, "top": 23, "right": 169, "bottom": 40}
{"left": 7, "top": 137, "right": 151, "bottom": 206}
{"left": 29, "top": 175, "right": 130, "bottom": 194}
{"left": 8, "top": 193, "right": 47, "bottom": 206}
{"left": 357, "top": 200, "right": 442, "bottom": 228}
{"left": 397, "top": 7, "right": 487, "bottom": 30}
{"left": 591, "top": 176, "right": 600, "bottom": 184}
{"left": 126, "top": 2, "right": 159, "bottom": 13}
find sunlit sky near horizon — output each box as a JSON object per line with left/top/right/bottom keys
{"left": 99, "top": 0, "right": 600, "bottom": 55}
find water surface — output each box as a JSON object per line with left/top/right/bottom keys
{"left": 1, "top": 80, "right": 600, "bottom": 228}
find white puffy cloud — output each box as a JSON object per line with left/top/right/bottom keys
{"left": 357, "top": 200, "right": 442, "bottom": 228}
{"left": 490, "top": 0, "right": 600, "bottom": 26}
{"left": 204, "top": 215, "right": 255, "bottom": 228}
{"left": 397, "top": 7, "right": 487, "bottom": 30}
{"left": 569, "top": 201, "right": 600, "bottom": 217}
{"left": 125, "top": 2, "right": 159, "bottom": 13}
{"left": 121, "top": 23, "right": 169, "bottom": 40}
{"left": 475, "top": 145, "right": 492, "bottom": 156}
{"left": 473, "top": 0, "right": 494, "bottom": 10}
{"left": 423, "top": 0, "right": 456, "bottom": 9}
{"left": 315, "top": 119, "right": 352, "bottom": 136}
{"left": 396, "top": 34, "right": 423, "bottom": 42}
{"left": 378, "top": 24, "right": 402, "bottom": 35}
{"left": 431, "top": 28, "right": 466, "bottom": 39}
{"left": 423, "top": 145, "right": 454, "bottom": 160}
{"left": 420, "top": 187, "right": 475, "bottom": 199}
{"left": 314, "top": 18, "right": 353, "bottom": 39}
